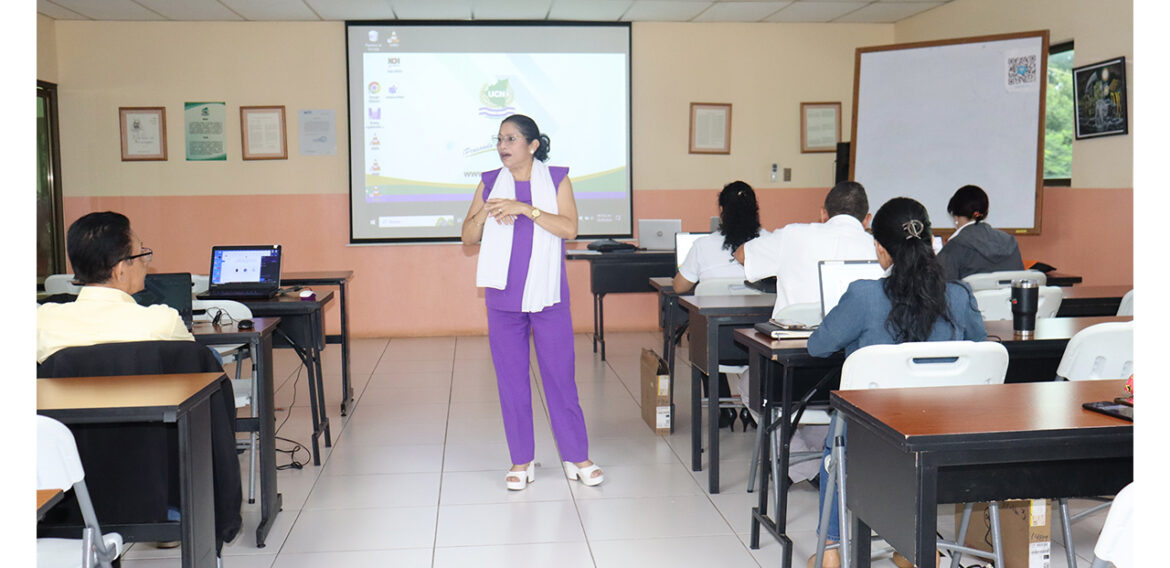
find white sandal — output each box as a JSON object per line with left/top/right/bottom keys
{"left": 506, "top": 462, "right": 535, "bottom": 491}
{"left": 563, "top": 461, "right": 604, "bottom": 487}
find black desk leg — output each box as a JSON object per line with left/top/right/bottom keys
{"left": 598, "top": 293, "right": 607, "bottom": 361}
{"left": 854, "top": 518, "right": 873, "bottom": 568}
{"left": 178, "top": 393, "right": 217, "bottom": 568}
{"left": 751, "top": 352, "right": 771, "bottom": 549}
{"left": 777, "top": 366, "right": 795, "bottom": 568}
{"left": 312, "top": 311, "right": 332, "bottom": 449}
{"left": 592, "top": 293, "right": 600, "bottom": 354}
{"left": 691, "top": 365, "right": 702, "bottom": 472}
{"left": 253, "top": 334, "right": 281, "bottom": 548}
{"left": 706, "top": 329, "right": 720, "bottom": 494}
{"left": 339, "top": 280, "right": 354, "bottom": 416}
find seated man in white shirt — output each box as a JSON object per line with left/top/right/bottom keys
{"left": 38, "top": 211, "right": 195, "bottom": 364}
{"left": 733, "top": 181, "right": 877, "bottom": 320}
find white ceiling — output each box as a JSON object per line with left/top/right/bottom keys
{"left": 37, "top": 0, "right": 954, "bottom": 24}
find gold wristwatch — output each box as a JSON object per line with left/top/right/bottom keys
{"left": 530, "top": 207, "right": 542, "bottom": 220}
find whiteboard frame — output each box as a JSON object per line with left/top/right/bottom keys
{"left": 849, "top": 30, "right": 1049, "bottom": 236}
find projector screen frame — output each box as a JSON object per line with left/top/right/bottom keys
{"left": 849, "top": 30, "right": 1049, "bottom": 237}
{"left": 344, "top": 20, "right": 634, "bottom": 245}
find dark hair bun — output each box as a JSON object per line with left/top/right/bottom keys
{"left": 535, "top": 134, "right": 551, "bottom": 162}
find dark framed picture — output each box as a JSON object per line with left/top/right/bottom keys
{"left": 1072, "top": 57, "right": 1127, "bottom": 139}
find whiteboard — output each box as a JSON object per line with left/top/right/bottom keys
{"left": 851, "top": 31, "right": 1048, "bottom": 233}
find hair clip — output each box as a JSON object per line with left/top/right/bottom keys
{"left": 902, "top": 219, "right": 925, "bottom": 239}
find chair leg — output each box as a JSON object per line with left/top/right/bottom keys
{"left": 813, "top": 415, "right": 846, "bottom": 568}
{"left": 988, "top": 501, "right": 1005, "bottom": 568}
{"left": 1060, "top": 497, "right": 1079, "bottom": 567}
{"left": 950, "top": 503, "right": 974, "bottom": 568}
{"left": 833, "top": 429, "right": 850, "bottom": 568}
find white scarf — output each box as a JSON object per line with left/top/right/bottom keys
{"left": 475, "top": 160, "right": 562, "bottom": 312}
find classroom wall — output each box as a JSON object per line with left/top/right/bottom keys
{"left": 42, "top": 3, "right": 1133, "bottom": 337}
{"left": 47, "top": 20, "right": 890, "bottom": 337}
{"left": 37, "top": 14, "right": 56, "bottom": 83}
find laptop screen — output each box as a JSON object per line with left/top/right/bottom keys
{"left": 134, "top": 272, "right": 194, "bottom": 329}
{"left": 210, "top": 246, "right": 282, "bottom": 286}
{"left": 818, "top": 260, "right": 885, "bottom": 317}
{"left": 675, "top": 232, "right": 709, "bottom": 269}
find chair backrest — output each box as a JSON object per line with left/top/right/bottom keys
{"left": 774, "top": 301, "right": 822, "bottom": 328}
{"left": 44, "top": 273, "right": 82, "bottom": 295}
{"left": 972, "top": 286, "right": 1063, "bottom": 321}
{"left": 37, "top": 415, "right": 85, "bottom": 491}
{"left": 1056, "top": 321, "right": 1134, "bottom": 381}
{"left": 192, "top": 274, "right": 211, "bottom": 295}
{"left": 840, "top": 341, "right": 1009, "bottom": 391}
{"left": 193, "top": 298, "right": 253, "bottom": 323}
{"left": 38, "top": 340, "right": 223, "bottom": 378}
{"left": 1116, "top": 289, "right": 1134, "bottom": 316}
{"left": 962, "top": 270, "right": 1047, "bottom": 292}
{"left": 693, "top": 277, "right": 762, "bottom": 296}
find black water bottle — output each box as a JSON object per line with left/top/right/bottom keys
{"left": 1010, "top": 279, "right": 1039, "bottom": 336}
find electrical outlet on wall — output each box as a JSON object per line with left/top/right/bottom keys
{"left": 783, "top": 168, "right": 792, "bottom": 182}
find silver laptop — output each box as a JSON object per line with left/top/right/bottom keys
{"left": 817, "top": 260, "right": 885, "bottom": 318}
{"left": 639, "top": 219, "right": 682, "bottom": 251}
{"left": 674, "top": 232, "right": 709, "bottom": 268}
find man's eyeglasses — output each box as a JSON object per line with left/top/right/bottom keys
{"left": 121, "top": 247, "right": 153, "bottom": 263}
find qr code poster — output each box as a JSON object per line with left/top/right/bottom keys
{"left": 1005, "top": 51, "right": 1040, "bottom": 92}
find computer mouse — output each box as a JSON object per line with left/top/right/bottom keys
{"left": 237, "top": 319, "right": 254, "bottom": 330}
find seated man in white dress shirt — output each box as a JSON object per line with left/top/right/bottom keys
{"left": 733, "top": 181, "right": 877, "bottom": 320}
{"left": 37, "top": 211, "right": 194, "bottom": 364}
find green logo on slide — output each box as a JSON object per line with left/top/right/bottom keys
{"left": 479, "top": 79, "right": 514, "bottom": 109}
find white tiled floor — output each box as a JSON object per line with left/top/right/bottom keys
{"left": 118, "top": 332, "right": 1109, "bottom": 567}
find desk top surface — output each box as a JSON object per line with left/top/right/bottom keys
{"left": 192, "top": 316, "right": 280, "bottom": 340}
{"left": 37, "top": 489, "right": 64, "bottom": 519}
{"left": 1060, "top": 285, "right": 1131, "bottom": 301}
{"left": 832, "top": 380, "right": 1131, "bottom": 440}
{"left": 650, "top": 277, "right": 674, "bottom": 293}
{"left": 281, "top": 271, "right": 354, "bottom": 284}
{"left": 240, "top": 290, "right": 333, "bottom": 313}
{"left": 679, "top": 294, "right": 776, "bottom": 312}
{"left": 985, "top": 315, "right": 1131, "bottom": 343}
{"left": 37, "top": 372, "right": 225, "bottom": 411}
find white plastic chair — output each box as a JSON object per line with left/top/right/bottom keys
{"left": 813, "top": 340, "right": 1010, "bottom": 568}
{"left": 37, "top": 415, "right": 123, "bottom": 568}
{"left": 961, "top": 269, "right": 1047, "bottom": 291}
{"left": 1056, "top": 321, "right": 1133, "bottom": 381}
{"left": 44, "top": 274, "right": 82, "bottom": 295}
{"left": 1116, "top": 289, "right": 1133, "bottom": 316}
{"left": 192, "top": 298, "right": 260, "bottom": 503}
{"left": 191, "top": 274, "right": 211, "bottom": 295}
{"left": 1090, "top": 482, "right": 1134, "bottom": 568}
{"left": 1052, "top": 321, "right": 1133, "bottom": 565}
{"left": 972, "top": 286, "right": 1063, "bottom": 321}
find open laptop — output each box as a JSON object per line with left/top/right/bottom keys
{"left": 638, "top": 219, "right": 682, "bottom": 251}
{"left": 817, "top": 260, "right": 885, "bottom": 318}
{"left": 674, "top": 231, "right": 709, "bottom": 269}
{"left": 134, "top": 272, "right": 194, "bottom": 330}
{"left": 196, "top": 245, "right": 282, "bottom": 300}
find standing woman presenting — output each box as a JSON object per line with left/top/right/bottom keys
{"left": 461, "top": 114, "right": 604, "bottom": 490}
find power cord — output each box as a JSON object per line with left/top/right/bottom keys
{"left": 273, "top": 364, "right": 310, "bottom": 470}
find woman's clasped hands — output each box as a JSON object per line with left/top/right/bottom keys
{"left": 485, "top": 197, "right": 529, "bottom": 225}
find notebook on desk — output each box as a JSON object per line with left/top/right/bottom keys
{"left": 196, "top": 245, "right": 282, "bottom": 300}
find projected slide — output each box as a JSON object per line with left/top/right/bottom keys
{"left": 347, "top": 23, "right": 632, "bottom": 243}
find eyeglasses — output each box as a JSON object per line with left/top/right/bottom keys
{"left": 492, "top": 134, "right": 524, "bottom": 145}
{"left": 121, "top": 247, "right": 153, "bottom": 263}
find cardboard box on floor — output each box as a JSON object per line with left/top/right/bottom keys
{"left": 954, "top": 499, "right": 1051, "bottom": 568}
{"left": 640, "top": 349, "right": 671, "bottom": 434}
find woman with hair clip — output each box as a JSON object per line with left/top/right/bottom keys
{"left": 803, "top": 197, "right": 986, "bottom": 568}
{"left": 461, "top": 114, "right": 603, "bottom": 491}
{"left": 936, "top": 184, "right": 1024, "bottom": 281}
{"left": 673, "top": 180, "right": 762, "bottom": 430}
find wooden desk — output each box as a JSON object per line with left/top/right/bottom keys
{"left": 566, "top": 250, "right": 676, "bottom": 360}
{"left": 833, "top": 380, "right": 1132, "bottom": 568}
{"left": 192, "top": 317, "right": 282, "bottom": 547}
{"left": 240, "top": 291, "right": 334, "bottom": 465}
{"left": 680, "top": 293, "right": 775, "bottom": 493}
{"left": 1045, "top": 271, "right": 1083, "bottom": 287}
{"left": 38, "top": 372, "right": 226, "bottom": 568}
{"left": 1056, "top": 285, "right": 1131, "bottom": 317}
{"left": 282, "top": 271, "right": 356, "bottom": 416}
{"left": 37, "top": 489, "right": 64, "bottom": 521}
{"left": 987, "top": 315, "right": 1132, "bottom": 381}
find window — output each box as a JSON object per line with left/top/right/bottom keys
{"left": 37, "top": 81, "right": 66, "bottom": 284}
{"left": 1045, "top": 41, "right": 1074, "bottom": 184}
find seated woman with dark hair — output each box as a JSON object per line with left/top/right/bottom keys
{"left": 804, "top": 197, "right": 986, "bottom": 568}
{"left": 935, "top": 184, "right": 1025, "bottom": 281}
{"left": 673, "top": 180, "right": 761, "bottom": 430}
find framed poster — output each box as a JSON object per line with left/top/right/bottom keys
{"left": 119, "top": 107, "right": 167, "bottom": 161}
{"left": 689, "top": 103, "right": 731, "bottom": 154}
{"left": 184, "top": 102, "right": 227, "bottom": 161}
{"left": 241, "top": 105, "right": 288, "bottom": 160}
{"left": 801, "top": 102, "right": 841, "bottom": 153}
{"left": 1073, "top": 57, "right": 1128, "bottom": 139}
